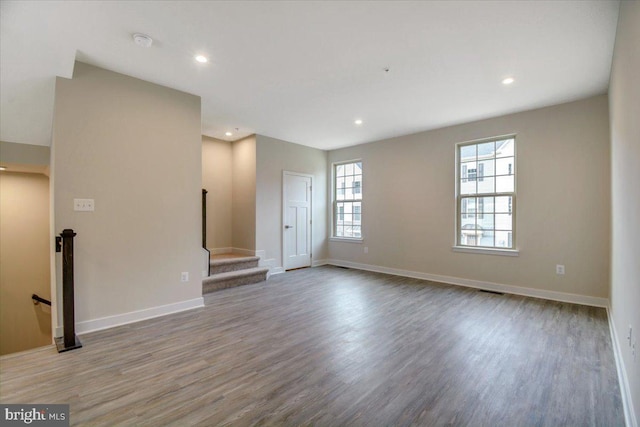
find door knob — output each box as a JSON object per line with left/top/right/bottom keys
{"left": 284, "top": 225, "right": 293, "bottom": 229}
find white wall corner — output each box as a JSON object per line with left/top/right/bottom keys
{"left": 607, "top": 307, "right": 638, "bottom": 427}
{"left": 312, "top": 259, "right": 329, "bottom": 267}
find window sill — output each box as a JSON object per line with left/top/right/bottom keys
{"left": 452, "top": 246, "right": 519, "bottom": 257}
{"left": 330, "top": 237, "right": 363, "bottom": 244}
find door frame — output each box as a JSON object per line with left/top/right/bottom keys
{"left": 282, "top": 171, "right": 313, "bottom": 270}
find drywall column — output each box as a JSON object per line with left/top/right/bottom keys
{"left": 231, "top": 136, "right": 256, "bottom": 253}
{"left": 202, "top": 136, "right": 233, "bottom": 251}
{"left": 608, "top": 1, "right": 640, "bottom": 425}
{"left": 52, "top": 62, "right": 203, "bottom": 333}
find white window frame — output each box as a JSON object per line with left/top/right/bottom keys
{"left": 331, "top": 160, "right": 363, "bottom": 242}
{"left": 453, "top": 135, "right": 518, "bottom": 256}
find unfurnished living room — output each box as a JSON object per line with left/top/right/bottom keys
{"left": 0, "top": 1, "right": 638, "bottom": 426}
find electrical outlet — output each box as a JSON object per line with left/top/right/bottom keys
{"left": 181, "top": 272, "right": 189, "bottom": 282}
{"left": 364, "top": 246, "right": 369, "bottom": 254}
{"left": 556, "top": 264, "right": 565, "bottom": 275}
{"left": 74, "top": 198, "right": 95, "bottom": 211}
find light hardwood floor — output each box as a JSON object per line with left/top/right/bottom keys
{"left": 0, "top": 266, "right": 623, "bottom": 426}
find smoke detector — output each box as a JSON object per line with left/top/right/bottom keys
{"left": 133, "top": 33, "right": 153, "bottom": 48}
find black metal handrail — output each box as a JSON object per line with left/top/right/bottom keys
{"left": 32, "top": 294, "right": 51, "bottom": 306}
{"left": 202, "top": 189, "right": 211, "bottom": 276}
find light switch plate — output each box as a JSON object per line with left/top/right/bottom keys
{"left": 74, "top": 198, "right": 95, "bottom": 211}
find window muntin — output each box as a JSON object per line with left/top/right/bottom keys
{"left": 457, "top": 137, "right": 515, "bottom": 249}
{"left": 333, "top": 161, "right": 362, "bottom": 239}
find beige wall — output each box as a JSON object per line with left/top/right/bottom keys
{"left": 609, "top": 1, "right": 640, "bottom": 424}
{"left": 256, "top": 135, "right": 328, "bottom": 269}
{"left": 231, "top": 135, "right": 256, "bottom": 251}
{"left": 0, "top": 141, "right": 50, "bottom": 175}
{"left": 202, "top": 136, "right": 233, "bottom": 250}
{"left": 328, "top": 95, "right": 610, "bottom": 299}
{"left": 0, "top": 140, "right": 50, "bottom": 165}
{"left": 0, "top": 172, "right": 51, "bottom": 355}
{"left": 52, "top": 62, "right": 202, "bottom": 328}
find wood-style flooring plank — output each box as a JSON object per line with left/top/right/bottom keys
{"left": 0, "top": 266, "right": 623, "bottom": 426}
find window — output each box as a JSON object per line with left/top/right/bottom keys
{"left": 457, "top": 137, "right": 515, "bottom": 249}
{"left": 333, "top": 161, "right": 362, "bottom": 239}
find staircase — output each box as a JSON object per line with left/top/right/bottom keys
{"left": 203, "top": 254, "right": 269, "bottom": 294}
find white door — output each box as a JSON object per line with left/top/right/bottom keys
{"left": 283, "top": 172, "right": 312, "bottom": 270}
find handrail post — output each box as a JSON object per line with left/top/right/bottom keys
{"left": 56, "top": 229, "right": 82, "bottom": 353}
{"left": 202, "top": 189, "right": 208, "bottom": 248}
{"left": 202, "top": 189, "right": 211, "bottom": 276}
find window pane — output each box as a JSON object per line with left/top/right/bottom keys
{"left": 351, "top": 226, "right": 361, "bottom": 238}
{"left": 495, "top": 214, "right": 512, "bottom": 231}
{"left": 478, "top": 213, "right": 494, "bottom": 229}
{"left": 336, "top": 164, "right": 345, "bottom": 177}
{"left": 345, "top": 175, "right": 354, "bottom": 188}
{"left": 355, "top": 162, "right": 362, "bottom": 173}
{"left": 353, "top": 202, "right": 361, "bottom": 221}
{"left": 461, "top": 161, "right": 476, "bottom": 179}
{"left": 478, "top": 159, "right": 494, "bottom": 179}
{"left": 496, "top": 157, "right": 514, "bottom": 176}
{"left": 494, "top": 196, "right": 512, "bottom": 213}
{"left": 495, "top": 231, "right": 512, "bottom": 248}
{"left": 480, "top": 196, "right": 494, "bottom": 213}
{"left": 461, "top": 198, "right": 469, "bottom": 216}
{"left": 460, "top": 179, "right": 476, "bottom": 195}
{"left": 477, "top": 141, "right": 495, "bottom": 157}
{"left": 496, "top": 175, "right": 514, "bottom": 192}
{"left": 495, "top": 139, "right": 515, "bottom": 157}
{"left": 345, "top": 163, "right": 354, "bottom": 175}
{"left": 476, "top": 176, "right": 495, "bottom": 194}
{"left": 460, "top": 145, "right": 476, "bottom": 162}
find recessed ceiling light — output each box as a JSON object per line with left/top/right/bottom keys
{"left": 195, "top": 55, "right": 208, "bottom": 63}
{"left": 0, "top": 166, "right": 6, "bottom": 171}
{"left": 502, "top": 77, "right": 515, "bottom": 85}
{"left": 354, "top": 119, "right": 363, "bottom": 125}
{"left": 133, "top": 33, "right": 153, "bottom": 48}
{"left": 225, "top": 132, "right": 233, "bottom": 137}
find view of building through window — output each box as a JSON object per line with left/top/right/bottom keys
{"left": 334, "top": 161, "right": 362, "bottom": 238}
{"left": 458, "top": 137, "right": 515, "bottom": 248}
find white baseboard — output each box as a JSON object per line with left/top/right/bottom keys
{"left": 209, "top": 247, "right": 256, "bottom": 256}
{"left": 324, "top": 259, "right": 609, "bottom": 308}
{"left": 268, "top": 266, "right": 285, "bottom": 279}
{"left": 209, "top": 247, "right": 233, "bottom": 255}
{"left": 312, "top": 259, "right": 329, "bottom": 267}
{"left": 55, "top": 297, "right": 204, "bottom": 337}
{"left": 232, "top": 247, "right": 256, "bottom": 256}
{"left": 607, "top": 307, "right": 638, "bottom": 427}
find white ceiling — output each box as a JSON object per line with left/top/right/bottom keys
{"left": 0, "top": 1, "right": 620, "bottom": 150}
